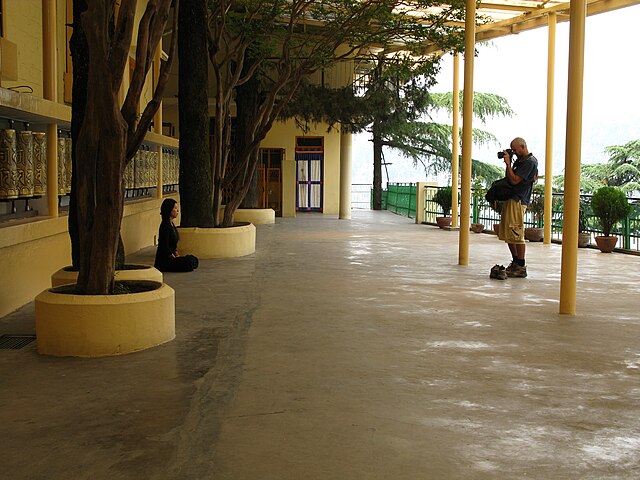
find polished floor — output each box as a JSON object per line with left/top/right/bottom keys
{"left": 1, "top": 210, "right": 640, "bottom": 479}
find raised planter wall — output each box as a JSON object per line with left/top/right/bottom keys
{"left": 35, "top": 282, "right": 175, "bottom": 357}
{"left": 231, "top": 208, "right": 276, "bottom": 225}
{"left": 51, "top": 265, "right": 163, "bottom": 287}
{"left": 177, "top": 223, "right": 256, "bottom": 258}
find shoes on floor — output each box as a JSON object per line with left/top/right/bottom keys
{"left": 490, "top": 264, "right": 507, "bottom": 280}
{"left": 506, "top": 264, "right": 527, "bottom": 278}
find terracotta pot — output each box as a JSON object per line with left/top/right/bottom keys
{"left": 493, "top": 223, "right": 500, "bottom": 235}
{"left": 435, "top": 217, "right": 452, "bottom": 229}
{"left": 595, "top": 235, "right": 618, "bottom": 253}
{"left": 525, "top": 227, "right": 544, "bottom": 242}
{"left": 471, "top": 223, "right": 485, "bottom": 233}
{"left": 578, "top": 232, "right": 591, "bottom": 248}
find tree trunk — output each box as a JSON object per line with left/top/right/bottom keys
{"left": 372, "top": 123, "right": 384, "bottom": 211}
{"left": 68, "top": 0, "right": 89, "bottom": 270}
{"left": 178, "top": 0, "right": 213, "bottom": 227}
{"left": 75, "top": 63, "right": 126, "bottom": 293}
{"left": 236, "top": 67, "right": 262, "bottom": 210}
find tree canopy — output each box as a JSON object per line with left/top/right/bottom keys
{"left": 553, "top": 139, "right": 640, "bottom": 194}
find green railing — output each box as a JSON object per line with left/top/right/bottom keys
{"left": 374, "top": 183, "right": 415, "bottom": 218}
{"left": 421, "top": 186, "right": 640, "bottom": 252}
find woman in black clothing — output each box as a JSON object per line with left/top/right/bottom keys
{"left": 154, "top": 199, "right": 199, "bottom": 272}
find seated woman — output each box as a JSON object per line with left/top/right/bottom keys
{"left": 154, "top": 198, "right": 199, "bottom": 272}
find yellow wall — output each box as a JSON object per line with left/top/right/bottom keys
{"left": 3, "top": 0, "right": 44, "bottom": 94}
{"left": 0, "top": 215, "right": 70, "bottom": 318}
{"left": 261, "top": 119, "right": 342, "bottom": 217}
{"left": 0, "top": 195, "right": 176, "bottom": 318}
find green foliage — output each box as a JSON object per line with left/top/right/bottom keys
{"left": 555, "top": 139, "right": 640, "bottom": 194}
{"left": 433, "top": 186, "right": 453, "bottom": 216}
{"left": 590, "top": 186, "right": 632, "bottom": 236}
{"left": 528, "top": 184, "right": 545, "bottom": 224}
{"left": 471, "top": 176, "right": 487, "bottom": 201}
{"left": 578, "top": 198, "right": 590, "bottom": 233}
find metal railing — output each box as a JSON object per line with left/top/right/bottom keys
{"left": 352, "top": 184, "right": 374, "bottom": 210}
{"left": 384, "top": 183, "right": 417, "bottom": 219}
{"left": 423, "top": 185, "right": 640, "bottom": 252}
{"left": 352, "top": 183, "right": 640, "bottom": 252}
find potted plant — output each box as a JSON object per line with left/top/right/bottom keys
{"left": 432, "top": 186, "right": 453, "bottom": 229}
{"left": 578, "top": 198, "right": 591, "bottom": 248}
{"left": 590, "top": 186, "right": 632, "bottom": 253}
{"left": 524, "top": 184, "right": 545, "bottom": 242}
{"left": 471, "top": 177, "right": 486, "bottom": 233}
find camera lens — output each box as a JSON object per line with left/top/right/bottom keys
{"left": 497, "top": 151, "right": 505, "bottom": 159}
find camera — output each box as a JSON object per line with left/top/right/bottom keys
{"left": 497, "top": 148, "right": 515, "bottom": 159}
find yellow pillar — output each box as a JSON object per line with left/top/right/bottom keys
{"left": 559, "top": 1, "right": 587, "bottom": 315}
{"left": 154, "top": 45, "right": 164, "bottom": 199}
{"left": 451, "top": 54, "right": 461, "bottom": 228}
{"left": 339, "top": 128, "right": 353, "bottom": 219}
{"left": 544, "top": 13, "right": 556, "bottom": 245}
{"left": 458, "top": 0, "right": 475, "bottom": 266}
{"left": 42, "top": 0, "right": 58, "bottom": 217}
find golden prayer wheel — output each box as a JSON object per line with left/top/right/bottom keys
{"left": 32, "top": 132, "right": 47, "bottom": 196}
{"left": 16, "top": 130, "right": 34, "bottom": 198}
{"left": 149, "top": 149, "right": 158, "bottom": 187}
{"left": 0, "top": 129, "right": 18, "bottom": 199}
{"left": 64, "top": 137, "right": 72, "bottom": 195}
{"left": 57, "top": 136, "right": 66, "bottom": 195}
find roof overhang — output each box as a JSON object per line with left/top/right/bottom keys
{"left": 412, "top": 0, "right": 640, "bottom": 55}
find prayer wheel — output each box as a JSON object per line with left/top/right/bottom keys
{"left": 64, "top": 137, "right": 72, "bottom": 195}
{"left": 0, "top": 129, "right": 18, "bottom": 199}
{"left": 16, "top": 130, "right": 34, "bottom": 198}
{"left": 32, "top": 132, "right": 47, "bottom": 196}
{"left": 57, "top": 136, "right": 66, "bottom": 195}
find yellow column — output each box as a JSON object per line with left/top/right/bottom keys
{"left": 543, "top": 13, "right": 556, "bottom": 245}
{"left": 559, "top": 1, "right": 587, "bottom": 315}
{"left": 42, "top": 0, "right": 58, "bottom": 217}
{"left": 339, "top": 128, "right": 353, "bottom": 219}
{"left": 154, "top": 45, "right": 164, "bottom": 199}
{"left": 458, "top": 0, "right": 475, "bottom": 266}
{"left": 451, "top": 54, "right": 460, "bottom": 228}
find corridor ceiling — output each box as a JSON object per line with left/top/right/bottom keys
{"left": 411, "top": 0, "right": 640, "bottom": 54}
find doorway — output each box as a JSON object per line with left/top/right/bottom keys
{"left": 258, "top": 148, "right": 283, "bottom": 216}
{"left": 295, "top": 136, "right": 323, "bottom": 212}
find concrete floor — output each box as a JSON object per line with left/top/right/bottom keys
{"left": 2, "top": 210, "right": 640, "bottom": 479}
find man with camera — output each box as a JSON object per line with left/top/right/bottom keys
{"left": 496, "top": 137, "right": 538, "bottom": 278}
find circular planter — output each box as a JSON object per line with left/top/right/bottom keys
{"left": 471, "top": 223, "right": 485, "bottom": 233}
{"left": 578, "top": 232, "right": 591, "bottom": 248}
{"left": 525, "top": 227, "right": 544, "bottom": 242}
{"left": 435, "top": 217, "right": 452, "bottom": 229}
{"left": 35, "top": 281, "right": 175, "bottom": 357}
{"left": 51, "top": 264, "right": 163, "bottom": 287}
{"left": 595, "top": 235, "right": 618, "bottom": 253}
{"left": 493, "top": 223, "right": 500, "bottom": 235}
{"left": 229, "top": 208, "right": 276, "bottom": 225}
{"left": 177, "top": 223, "right": 256, "bottom": 258}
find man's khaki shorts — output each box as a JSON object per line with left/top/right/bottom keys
{"left": 498, "top": 199, "right": 527, "bottom": 245}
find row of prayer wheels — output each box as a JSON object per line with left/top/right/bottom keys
{"left": 123, "top": 146, "right": 179, "bottom": 190}
{"left": 0, "top": 127, "right": 179, "bottom": 199}
{"left": 0, "top": 129, "right": 52, "bottom": 199}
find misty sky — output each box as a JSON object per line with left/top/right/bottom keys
{"left": 352, "top": 5, "right": 640, "bottom": 185}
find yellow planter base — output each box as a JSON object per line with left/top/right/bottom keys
{"left": 177, "top": 223, "right": 256, "bottom": 258}
{"left": 51, "top": 264, "right": 163, "bottom": 287}
{"left": 231, "top": 208, "right": 276, "bottom": 225}
{"left": 35, "top": 281, "right": 175, "bottom": 357}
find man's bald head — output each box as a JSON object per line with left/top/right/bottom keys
{"left": 510, "top": 137, "right": 529, "bottom": 157}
